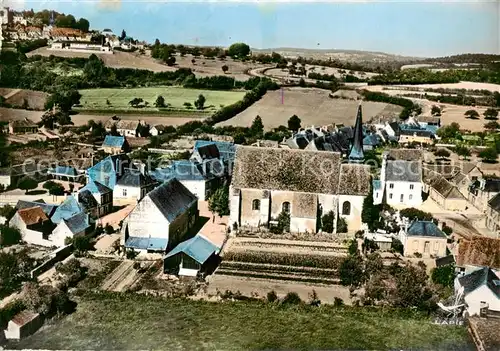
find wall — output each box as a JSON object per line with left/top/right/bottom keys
{"left": 168, "top": 202, "right": 197, "bottom": 250}
{"left": 30, "top": 244, "right": 73, "bottom": 279}
{"left": 50, "top": 221, "right": 83, "bottom": 247}
{"left": 402, "top": 235, "right": 447, "bottom": 258}
{"left": 338, "top": 195, "right": 364, "bottom": 231}
{"left": 9, "top": 213, "right": 53, "bottom": 247}
{"left": 0, "top": 175, "right": 12, "bottom": 187}
{"left": 385, "top": 181, "right": 422, "bottom": 207}
{"left": 465, "top": 286, "right": 500, "bottom": 315}
{"left": 178, "top": 180, "right": 206, "bottom": 201}
{"left": 239, "top": 188, "right": 268, "bottom": 227}
{"left": 113, "top": 185, "right": 142, "bottom": 202}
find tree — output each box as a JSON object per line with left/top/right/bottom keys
{"left": 228, "top": 43, "right": 251, "bottom": 58}
{"left": 336, "top": 217, "right": 348, "bottom": 233}
{"left": 48, "top": 183, "right": 65, "bottom": 196}
{"left": 484, "top": 121, "right": 500, "bottom": 131}
{"left": 431, "top": 264, "right": 455, "bottom": 288}
{"left": 400, "top": 208, "right": 434, "bottom": 222}
{"left": 287, "top": 115, "right": 301, "bottom": 132}
{"left": 110, "top": 124, "right": 120, "bottom": 136}
{"left": 154, "top": 95, "right": 166, "bottom": 108}
{"left": 55, "top": 258, "right": 85, "bottom": 286}
{"left": 71, "top": 235, "right": 91, "bottom": 254}
{"left": 165, "top": 56, "right": 176, "bottom": 66}
{"left": 104, "top": 224, "right": 115, "bottom": 234}
{"left": 221, "top": 65, "right": 229, "bottom": 74}
{"left": 434, "top": 148, "right": 450, "bottom": 159}
{"left": 233, "top": 133, "right": 246, "bottom": 144}
{"left": 250, "top": 115, "right": 264, "bottom": 137}
{"left": 361, "top": 185, "right": 381, "bottom": 231}
{"left": 455, "top": 145, "right": 471, "bottom": 160}
{"left": 17, "top": 176, "right": 38, "bottom": 194}
{"left": 0, "top": 205, "right": 16, "bottom": 221}
{"left": 464, "top": 109, "right": 480, "bottom": 119}
{"left": 436, "top": 122, "right": 460, "bottom": 140}
{"left": 392, "top": 263, "right": 433, "bottom": 309}
{"left": 191, "top": 59, "right": 196, "bottom": 65}
{"left": 431, "top": 105, "right": 441, "bottom": 116}
{"left": 0, "top": 225, "right": 22, "bottom": 246}
{"left": 365, "top": 252, "right": 383, "bottom": 277}
{"left": 484, "top": 108, "right": 498, "bottom": 120}
{"left": 321, "top": 211, "right": 334, "bottom": 233}
{"left": 194, "top": 94, "right": 206, "bottom": 110}
{"left": 479, "top": 147, "right": 498, "bottom": 163}
{"left": 339, "top": 255, "right": 365, "bottom": 287}
{"left": 208, "top": 186, "right": 229, "bottom": 217}
{"left": 45, "top": 89, "right": 81, "bottom": 113}
{"left": 120, "top": 29, "right": 127, "bottom": 41}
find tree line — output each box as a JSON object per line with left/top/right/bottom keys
{"left": 359, "top": 91, "right": 421, "bottom": 119}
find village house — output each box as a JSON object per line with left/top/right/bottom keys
{"left": 398, "top": 126, "right": 435, "bottom": 145}
{"left": 163, "top": 233, "right": 220, "bottom": 277}
{"left": 229, "top": 146, "right": 371, "bottom": 233}
{"left": 51, "top": 211, "right": 91, "bottom": 247}
{"left": 398, "top": 220, "right": 448, "bottom": 258}
{"left": 78, "top": 180, "right": 113, "bottom": 218}
{"left": 0, "top": 161, "right": 50, "bottom": 189}
{"left": 113, "top": 168, "right": 157, "bottom": 202}
{"left": 8, "top": 118, "right": 38, "bottom": 134}
{"left": 104, "top": 119, "right": 145, "bottom": 137}
{"left": 149, "top": 124, "right": 167, "bottom": 136}
{"left": 9, "top": 206, "right": 55, "bottom": 246}
{"left": 120, "top": 178, "right": 198, "bottom": 253}
{"left": 423, "top": 170, "right": 468, "bottom": 211}
{"left": 455, "top": 266, "right": 500, "bottom": 316}
{"left": 47, "top": 165, "right": 85, "bottom": 183}
{"left": 101, "top": 135, "right": 130, "bottom": 155}
{"left": 375, "top": 156, "right": 423, "bottom": 207}
{"left": 192, "top": 140, "right": 236, "bottom": 175}
{"left": 486, "top": 193, "right": 500, "bottom": 234}
{"left": 4, "top": 310, "right": 43, "bottom": 340}
{"left": 468, "top": 178, "right": 500, "bottom": 212}
{"left": 151, "top": 160, "right": 217, "bottom": 201}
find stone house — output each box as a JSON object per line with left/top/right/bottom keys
{"left": 105, "top": 119, "right": 145, "bottom": 137}
{"left": 51, "top": 211, "right": 91, "bottom": 247}
{"left": 149, "top": 124, "right": 167, "bottom": 136}
{"left": 8, "top": 118, "right": 38, "bottom": 134}
{"left": 398, "top": 220, "right": 448, "bottom": 258}
{"left": 424, "top": 171, "right": 468, "bottom": 211}
{"left": 78, "top": 180, "right": 113, "bottom": 218}
{"left": 486, "top": 193, "right": 500, "bottom": 234}
{"left": 120, "top": 178, "right": 198, "bottom": 253}
{"left": 468, "top": 178, "right": 500, "bottom": 212}
{"left": 113, "top": 168, "right": 157, "bottom": 202}
{"left": 455, "top": 267, "right": 500, "bottom": 316}
{"left": 102, "top": 135, "right": 130, "bottom": 155}
{"left": 375, "top": 157, "right": 423, "bottom": 207}
{"left": 229, "top": 146, "right": 371, "bottom": 233}
{"left": 9, "top": 206, "right": 55, "bottom": 246}
{"left": 4, "top": 310, "right": 43, "bottom": 340}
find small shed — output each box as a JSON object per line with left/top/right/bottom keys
{"left": 163, "top": 234, "right": 220, "bottom": 277}
{"left": 4, "top": 310, "right": 43, "bottom": 340}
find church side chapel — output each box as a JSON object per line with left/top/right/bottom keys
{"left": 230, "top": 105, "right": 371, "bottom": 233}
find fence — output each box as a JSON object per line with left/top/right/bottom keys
{"left": 30, "top": 244, "right": 73, "bottom": 279}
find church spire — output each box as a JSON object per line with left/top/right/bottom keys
{"left": 349, "top": 103, "right": 365, "bottom": 163}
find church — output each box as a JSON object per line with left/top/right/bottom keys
{"left": 229, "top": 105, "right": 371, "bottom": 233}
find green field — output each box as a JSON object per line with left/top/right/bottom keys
{"left": 9, "top": 292, "right": 472, "bottom": 350}
{"left": 78, "top": 87, "right": 245, "bottom": 113}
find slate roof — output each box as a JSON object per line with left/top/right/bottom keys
{"left": 407, "top": 221, "right": 447, "bottom": 238}
{"left": 193, "top": 140, "right": 236, "bottom": 162}
{"left": 363, "top": 134, "right": 381, "bottom": 146}
{"left": 125, "top": 237, "right": 168, "bottom": 251}
{"left": 457, "top": 236, "right": 500, "bottom": 269}
{"left": 147, "top": 178, "right": 198, "bottom": 222}
{"left": 195, "top": 144, "right": 220, "bottom": 160}
{"left": 48, "top": 166, "right": 79, "bottom": 177}
{"left": 51, "top": 196, "right": 83, "bottom": 224}
{"left": 428, "top": 173, "right": 466, "bottom": 200}
{"left": 388, "top": 122, "right": 400, "bottom": 136}
{"left": 231, "top": 146, "right": 342, "bottom": 195}
{"left": 435, "top": 255, "right": 455, "bottom": 267}
{"left": 488, "top": 193, "right": 500, "bottom": 212}
{"left": 424, "top": 165, "right": 460, "bottom": 180}
{"left": 385, "top": 149, "right": 423, "bottom": 161}
{"left": 164, "top": 234, "right": 220, "bottom": 264}
{"left": 15, "top": 200, "right": 57, "bottom": 217}
{"left": 77, "top": 190, "right": 98, "bottom": 211}
{"left": 458, "top": 266, "right": 500, "bottom": 298}
{"left": 385, "top": 160, "right": 422, "bottom": 183}
{"left": 151, "top": 160, "right": 212, "bottom": 182}
{"left": 63, "top": 212, "right": 90, "bottom": 234}
{"left": 18, "top": 206, "right": 49, "bottom": 226}
{"left": 483, "top": 179, "right": 500, "bottom": 193}
{"left": 116, "top": 169, "right": 156, "bottom": 188}
{"left": 102, "top": 135, "right": 126, "bottom": 148}
{"left": 338, "top": 164, "right": 371, "bottom": 196}
{"left": 80, "top": 180, "right": 112, "bottom": 195}
{"left": 87, "top": 154, "right": 130, "bottom": 189}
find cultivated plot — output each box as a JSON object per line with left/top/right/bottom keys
{"left": 216, "top": 87, "right": 402, "bottom": 130}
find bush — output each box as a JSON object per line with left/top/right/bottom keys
{"left": 391, "top": 238, "right": 404, "bottom": 255}
{"left": 281, "top": 292, "right": 302, "bottom": 305}
{"left": 431, "top": 264, "right": 455, "bottom": 288}
{"left": 400, "top": 208, "right": 434, "bottom": 222}
{"left": 308, "top": 289, "right": 321, "bottom": 306}
{"left": 104, "top": 224, "right": 114, "bottom": 234}
{"left": 0, "top": 225, "right": 22, "bottom": 246}
{"left": 336, "top": 217, "right": 348, "bottom": 233}
{"left": 333, "top": 297, "right": 344, "bottom": 307}
{"left": 55, "top": 258, "right": 86, "bottom": 286}
{"left": 321, "top": 211, "right": 334, "bottom": 234}
{"left": 267, "top": 290, "right": 278, "bottom": 303}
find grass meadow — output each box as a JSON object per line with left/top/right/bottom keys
{"left": 78, "top": 86, "right": 245, "bottom": 114}
{"left": 8, "top": 291, "right": 472, "bottom": 350}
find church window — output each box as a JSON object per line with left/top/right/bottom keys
{"left": 282, "top": 202, "right": 290, "bottom": 213}
{"left": 252, "top": 199, "right": 260, "bottom": 211}
{"left": 342, "top": 201, "right": 351, "bottom": 215}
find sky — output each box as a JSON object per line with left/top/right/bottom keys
{"left": 5, "top": 0, "right": 500, "bottom": 57}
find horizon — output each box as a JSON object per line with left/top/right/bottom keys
{"left": 5, "top": 1, "right": 500, "bottom": 58}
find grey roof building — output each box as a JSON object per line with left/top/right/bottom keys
{"left": 385, "top": 160, "right": 422, "bottom": 183}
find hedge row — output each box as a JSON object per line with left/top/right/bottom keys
{"left": 223, "top": 250, "right": 343, "bottom": 269}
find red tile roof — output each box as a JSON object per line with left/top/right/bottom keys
{"left": 457, "top": 236, "right": 500, "bottom": 269}
{"left": 18, "top": 206, "right": 49, "bottom": 226}
{"left": 11, "top": 310, "right": 39, "bottom": 327}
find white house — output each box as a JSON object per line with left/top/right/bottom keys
{"left": 455, "top": 266, "right": 500, "bottom": 316}
{"left": 398, "top": 220, "right": 448, "bottom": 258}
{"left": 51, "top": 212, "right": 91, "bottom": 247}
{"left": 113, "top": 168, "right": 157, "bottom": 202}
{"left": 375, "top": 154, "right": 423, "bottom": 207}
{"left": 9, "top": 206, "right": 54, "bottom": 247}
{"left": 120, "top": 178, "right": 198, "bottom": 253}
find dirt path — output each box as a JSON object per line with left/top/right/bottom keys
{"left": 101, "top": 261, "right": 135, "bottom": 292}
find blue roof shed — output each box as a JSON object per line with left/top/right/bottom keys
{"left": 164, "top": 234, "right": 220, "bottom": 264}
